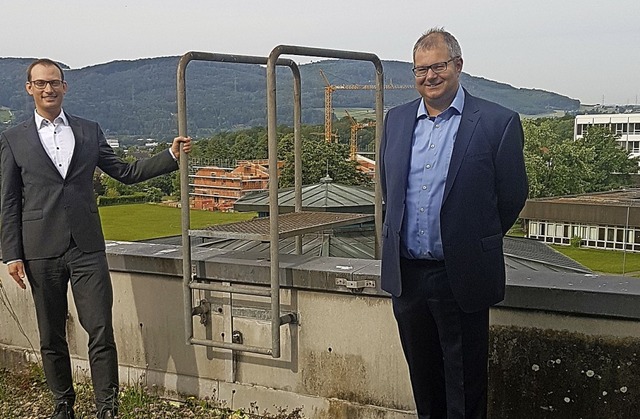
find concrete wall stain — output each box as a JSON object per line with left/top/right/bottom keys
{"left": 489, "top": 325, "right": 639, "bottom": 418}
{"left": 300, "top": 350, "right": 403, "bottom": 410}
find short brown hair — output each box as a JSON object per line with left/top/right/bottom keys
{"left": 413, "top": 27, "right": 462, "bottom": 62}
{"left": 26, "top": 59, "right": 65, "bottom": 82}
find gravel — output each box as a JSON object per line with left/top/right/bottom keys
{"left": 0, "top": 363, "right": 304, "bottom": 419}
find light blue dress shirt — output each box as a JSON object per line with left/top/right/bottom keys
{"left": 401, "top": 86, "right": 465, "bottom": 260}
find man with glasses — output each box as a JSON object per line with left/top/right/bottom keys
{"left": 379, "top": 28, "right": 528, "bottom": 418}
{"left": 0, "top": 58, "right": 192, "bottom": 419}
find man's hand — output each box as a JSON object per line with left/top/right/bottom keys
{"left": 171, "top": 136, "right": 192, "bottom": 157}
{"left": 7, "top": 261, "right": 26, "bottom": 289}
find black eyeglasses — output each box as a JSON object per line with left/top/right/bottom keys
{"left": 412, "top": 57, "right": 459, "bottom": 78}
{"left": 29, "top": 79, "right": 64, "bottom": 89}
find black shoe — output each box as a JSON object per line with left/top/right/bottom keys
{"left": 50, "top": 401, "right": 75, "bottom": 419}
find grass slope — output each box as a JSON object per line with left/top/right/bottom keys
{"left": 99, "top": 204, "right": 255, "bottom": 241}
{"left": 552, "top": 245, "right": 640, "bottom": 276}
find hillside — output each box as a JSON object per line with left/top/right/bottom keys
{"left": 0, "top": 56, "right": 579, "bottom": 139}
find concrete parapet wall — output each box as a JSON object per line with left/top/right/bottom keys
{"left": 1, "top": 241, "right": 640, "bottom": 418}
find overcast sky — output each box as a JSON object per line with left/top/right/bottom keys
{"left": 3, "top": 0, "right": 638, "bottom": 105}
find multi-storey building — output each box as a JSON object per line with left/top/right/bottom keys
{"left": 190, "top": 160, "right": 276, "bottom": 212}
{"left": 575, "top": 113, "right": 640, "bottom": 161}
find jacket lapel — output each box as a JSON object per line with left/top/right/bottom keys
{"left": 66, "top": 112, "right": 85, "bottom": 175}
{"left": 23, "top": 116, "right": 61, "bottom": 177}
{"left": 443, "top": 91, "right": 480, "bottom": 203}
{"left": 396, "top": 99, "right": 422, "bottom": 198}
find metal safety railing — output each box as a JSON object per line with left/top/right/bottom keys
{"left": 177, "top": 51, "right": 301, "bottom": 357}
{"left": 178, "top": 47, "right": 384, "bottom": 359}
{"left": 265, "top": 44, "right": 384, "bottom": 259}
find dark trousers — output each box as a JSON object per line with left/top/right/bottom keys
{"left": 393, "top": 258, "right": 489, "bottom": 419}
{"left": 25, "top": 243, "right": 119, "bottom": 413}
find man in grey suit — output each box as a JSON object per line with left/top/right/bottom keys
{"left": 0, "top": 58, "right": 192, "bottom": 419}
{"left": 379, "top": 29, "right": 528, "bottom": 418}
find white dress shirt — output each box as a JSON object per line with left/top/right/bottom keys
{"left": 34, "top": 109, "right": 75, "bottom": 178}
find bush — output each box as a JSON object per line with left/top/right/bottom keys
{"left": 98, "top": 193, "right": 148, "bottom": 206}
{"left": 570, "top": 236, "right": 583, "bottom": 248}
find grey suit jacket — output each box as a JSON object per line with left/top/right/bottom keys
{"left": 0, "top": 113, "right": 178, "bottom": 262}
{"left": 379, "top": 90, "right": 528, "bottom": 312}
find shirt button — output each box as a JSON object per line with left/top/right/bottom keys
{"left": 435, "top": 124, "right": 440, "bottom": 128}
{"left": 430, "top": 144, "right": 435, "bottom": 149}
{"left": 422, "top": 185, "right": 427, "bottom": 190}
{"left": 420, "top": 208, "right": 424, "bottom": 212}
{"left": 420, "top": 230, "right": 425, "bottom": 235}
{"left": 425, "top": 164, "right": 431, "bottom": 169}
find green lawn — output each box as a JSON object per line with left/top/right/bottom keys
{"left": 99, "top": 203, "right": 256, "bottom": 241}
{"left": 551, "top": 245, "right": 640, "bottom": 276}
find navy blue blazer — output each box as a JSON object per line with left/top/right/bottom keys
{"left": 379, "top": 90, "right": 528, "bottom": 313}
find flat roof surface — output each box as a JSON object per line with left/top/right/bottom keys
{"left": 528, "top": 188, "right": 640, "bottom": 207}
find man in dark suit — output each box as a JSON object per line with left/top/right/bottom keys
{"left": 379, "top": 29, "right": 528, "bottom": 418}
{"left": 0, "top": 58, "right": 192, "bottom": 419}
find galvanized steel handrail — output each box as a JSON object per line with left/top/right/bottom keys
{"left": 177, "top": 51, "right": 301, "bottom": 357}
{"left": 265, "top": 44, "right": 385, "bottom": 258}
{"left": 266, "top": 45, "right": 384, "bottom": 359}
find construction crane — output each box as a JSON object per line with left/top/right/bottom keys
{"left": 345, "top": 110, "right": 375, "bottom": 160}
{"left": 319, "top": 69, "right": 413, "bottom": 143}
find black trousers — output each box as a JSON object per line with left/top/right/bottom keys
{"left": 393, "top": 258, "right": 489, "bottom": 419}
{"left": 25, "top": 243, "right": 119, "bottom": 414}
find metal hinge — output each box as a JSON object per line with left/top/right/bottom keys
{"left": 335, "top": 277, "right": 376, "bottom": 293}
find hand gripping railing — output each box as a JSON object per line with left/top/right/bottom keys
{"left": 177, "top": 51, "right": 302, "bottom": 357}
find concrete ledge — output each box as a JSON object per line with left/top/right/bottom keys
{"left": 106, "top": 241, "right": 640, "bottom": 320}
{"left": 2, "top": 241, "right": 640, "bottom": 418}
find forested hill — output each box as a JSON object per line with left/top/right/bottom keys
{"left": 0, "top": 56, "right": 579, "bottom": 139}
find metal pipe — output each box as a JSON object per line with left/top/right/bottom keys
{"left": 266, "top": 45, "right": 384, "bottom": 258}
{"left": 178, "top": 51, "right": 299, "bottom": 358}
{"left": 267, "top": 45, "right": 384, "bottom": 357}
{"left": 293, "top": 63, "right": 303, "bottom": 255}
{"left": 189, "top": 281, "right": 272, "bottom": 297}
{"left": 266, "top": 51, "right": 281, "bottom": 358}
{"left": 189, "top": 338, "right": 273, "bottom": 356}
{"left": 177, "top": 53, "right": 193, "bottom": 345}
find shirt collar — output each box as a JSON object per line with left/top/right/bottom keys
{"left": 416, "top": 85, "right": 466, "bottom": 119}
{"left": 34, "top": 109, "right": 68, "bottom": 129}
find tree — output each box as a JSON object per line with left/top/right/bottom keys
{"left": 101, "top": 174, "right": 136, "bottom": 197}
{"left": 278, "top": 134, "right": 371, "bottom": 187}
{"left": 523, "top": 120, "right": 638, "bottom": 198}
{"left": 577, "top": 125, "right": 639, "bottom": 191}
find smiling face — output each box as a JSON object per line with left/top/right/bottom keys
{"left": 413, "top": 35, "right": 463, "bottom": 116}
{"left": 26, "top": 63, "right": 67, "bottom": 121}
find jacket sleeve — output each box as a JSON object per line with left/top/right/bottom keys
{"left": 95, "top": 124, "right": 178, "bottom": 184}
{"left": 0, "top": 133, "right": 25, "bottom": 262}
{"left": 495, "top": 113, "right": 528, "bottom": 235}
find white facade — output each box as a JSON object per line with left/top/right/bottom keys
{"left": 575, "top": 113, "right": 640, "bottom": 160}
{"left": 528, "top": 220, "right": 640, "bottom": 252}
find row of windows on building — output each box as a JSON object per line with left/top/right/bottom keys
{"left": 575, "top": 122, "right": 640, "bottom": 136}
{"left": 528, "top": 221, "right": 640, "bottom": 251}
